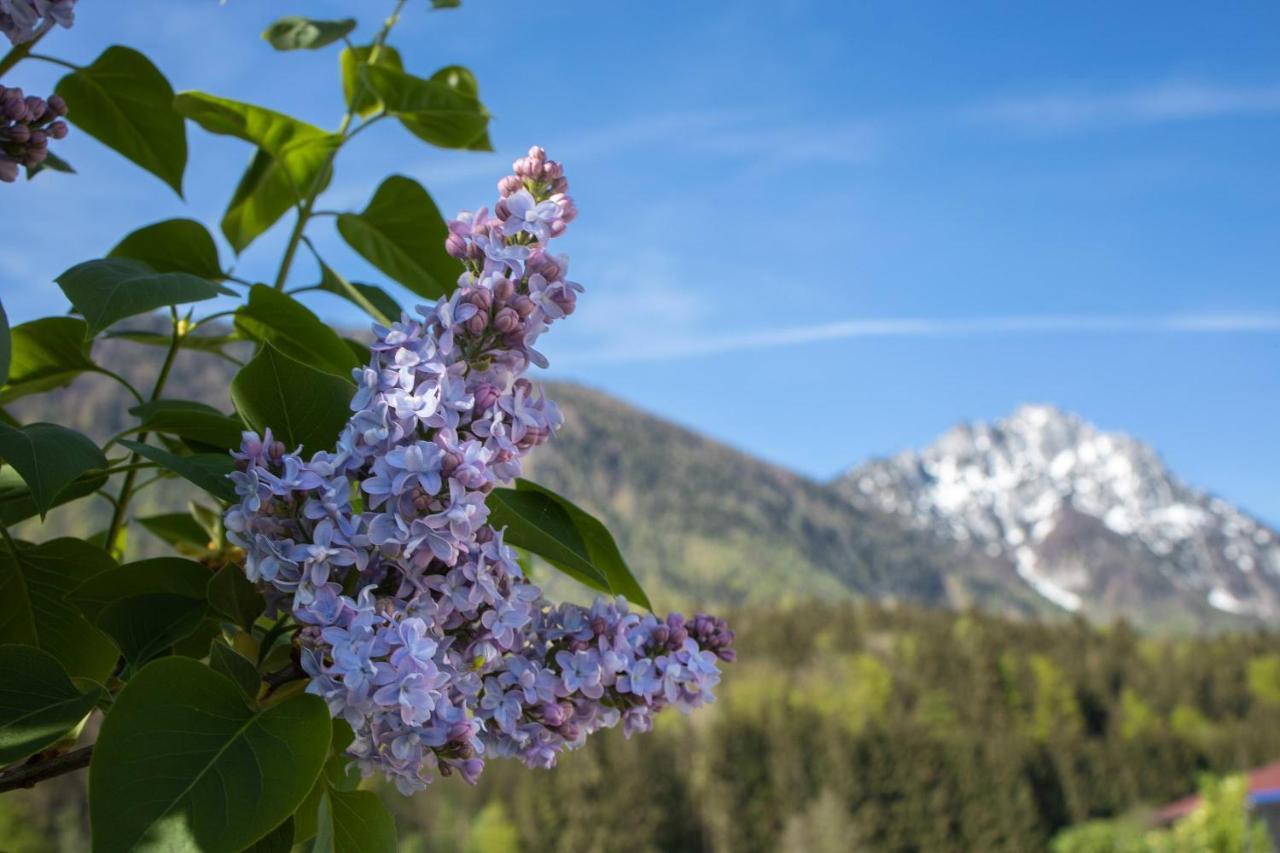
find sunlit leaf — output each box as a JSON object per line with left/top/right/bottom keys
{"left": 315, "top": 262, "right": 401, "bottom": 327}
{"left": 363, "top": 64, "right": 492, "bottom": 151}
{"left": 55, "top": 258, "right": 234, "bottom": 337}
{"left": 108, "top": 219, "right": 224, "bottom": 279}
{"left": 235, "top": 286, "right": 360, "bottom": 379}
{"left": 230, "top": 344, "right": 353, "bottom": 457}
{"left": 339, "top": 44, "right": 403, "bottom": 118}
{"left": 0, "top": 317, "right": 95, "bottom": 404}
{"left": 56, "top": 46, "right": 187, "bottom": 195}
{"left": 263, "top": 17, "right": 356, "bottom": 51}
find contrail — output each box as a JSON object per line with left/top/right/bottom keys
{"left": 556, "top": 313, "right": 1280, "bottom": 365}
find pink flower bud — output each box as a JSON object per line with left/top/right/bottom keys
{"left": 497, "top": 175, "right": 522, "bottom": 197}
{"left": 494, "top": 198, "right": 510, "bottom": 220}
{"left": 464, "top": 313, "right": 487, "bottom": 336}
{"left": 22, "top": 97, "right": 46, "bottom": 122}
{"left": 493, "top": 278, "right": 515, "bottom": 303}
{"left": 511, "top": 295, "right": 535, "bottom": 318}
{"left": 543, "top": 160, "right": 564, "bottom": 180}
{"left": 27, "top": 129, "right": 46, "bottom": 148}
{"left": 6, "top": 123, "right": 29, "bottom": 144}
{"left": 46, "top": 95, "right": 67, "bottom": 117}
{"left": 465, "top": 286, "right": 492, "bottom": 312}
{"left": 473, "top": 382, "right": 500, "bottom": 412}
{"left": 47, "top": 121, "right": 67, "bottom": 140}
{"left": 445, "top": 233, "right": 469, "bottom": 258}
{"left": 493, "top": 306, "right": 520, "bottom": 333}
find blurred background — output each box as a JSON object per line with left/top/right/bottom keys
{"left": 3, "top": 1, "right": 1280, "bottom": 850}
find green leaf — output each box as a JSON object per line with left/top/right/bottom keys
{"left": 90, "top": 657, "right": 331, "bottom": 853}
{"left": 138, "top": 511, "right": 215, "bottom": 553}
{"left": 336, "top": 175, "right": 461, "bottom": 299}
{"left": 316, "top": 262, "right": 401, "bottom": 327}
{"left": 175, "top": 92, "right": 340, "bottom": 253}
{"left": 0, "top": 317, "right": 95, "bottom": 404}
{"left": 105, "top": 328, "right": 239, "bottom": 355}
{"left": 0, "top": 538, "right": 119, "bottom": 682}
{"left": 55, "top": 46, "right": 187, "bottom": 195}
{"left": 209, "top": 641, "right": 260, "bottom": 702}
{"left": 74, "top": 557, "right": 211, "bottom": 620}
{"left": 128, "top": 399, "right": 244, "bottom": 451}
{"left": 0, "top": 422, "right": 107, "bottom": 518}
{"left": 363, "top": 64, "right": 492, "bottom": 151}
{"left": 108, "top": 218, "right": 224, "bottom": 279}
{"left": 0, "top": 300, "right": 10, "bottom": 388}
{"left": 263, "top": 17, "right": 356, "bottom": 51}
{"left": 0, "top": 465, "right": 106, "bottom": 526}
{"left": 25, "top": 149, "right": 75, "bottom": 179}
{"left": 118, "top": 440, "right": 237, "bottom": 502}
{"left": 491, "top": 480, "right": 652, "bottom": 609}
{"left": 0, "top": 645, "right": 102, "bottom": 765}
{"left": 432, "top": 0, "right": 462, "bottom": 8}
{"left": 312, "top": 789, "right": 398, "bottom": 853}
{"left": 340, "top": 44, "right": 404, "bottom": 118}
{"left": 230, "top": 344, "right": 353, "bottom": 457}
{"left": 55, "top": 258, "right": 234, "bottom": 337}
{"left": 235, "top": 286, "right": 360, "bottom": 379}
{"left": 207, "top": 565, "right": 265, "bottom": 633}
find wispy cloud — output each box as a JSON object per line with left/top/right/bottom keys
{"left": 969, "top": 82, "right": 1280, "bottom": 132}
{"left": 556, "top": 313, "right": 1280, "bottom": 365}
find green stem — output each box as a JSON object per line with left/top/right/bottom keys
{"left": 25, "top": 52, "right": 79, "bottom": 71}
{"left": 270, "top": 0, "right": 407, "bottom": 291}
{"left": 0, "top": 28, "right": 47, "bottom": 76}
{"left": 102, "top": 311, "right": 184, "bottom": 557}
{"left": 92, "top": 368, "right": 145, "bottom": 404}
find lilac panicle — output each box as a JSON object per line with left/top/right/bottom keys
{"left": 226, "top": 147, "right": 734, "bottom": 794}
{"left": 0, "top": 0, "right": 75, "bottom": 46}
{"left": 0, "top": 84, "right": 67, "bottom": 182}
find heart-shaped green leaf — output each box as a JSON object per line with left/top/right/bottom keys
{"left": 0, "top": 317, "right": 95, "bottom": 404}
{"left": 0, "top": 422, "right": 107, "bottom": 518}
{"left": 336, "top": 175, "right": 460, "bottom": 299}
{"left": 208, "top": 642, "right": 260, "bottom": 703}
{"left": 0, "top": 538, "right": 119, "bottom": 682}
{"left": 0, "top": 645, "right": 103, "bottom": 765}
{"left": 90, "top": 657, "right": 330, "bottom": 853}
{"left": 0, "top": 465, "right": 107, "bottom": 526}
{"left": 56, "top": 46, "right": 187, "bottom": 195}
{"left": 262, "top": 17, "right": 356, "bottom": 51}
{"left": 235, "top": 286, "right": 360, "bottom": 380}
{"left": 490, "top": 479, "right": 652, "bottom": 609}
{"left": 362, "top": 64, "right": 492, "bottom": 151}
{"left": 207, "top": 565, "right": 265, "bottom": 633}
{"left": 56, "top": 258, "right": 234, "bottom": 337}
{"left": 339, "top": 45, "right": 404, "bottom": 118}
{"left": 230, "top": 344, "right": 353, "bottom": 457}
{"left": 175, "top": 93, "right": 341, "bottom": 253}
{"left": 108, "top": 218, "right": 224, "bottom": 279}
{"left": 127, "top": 399, "right": 245, "bottom": 451}
{"left": 118, "top": 440, "right": 237, "bottom": 502}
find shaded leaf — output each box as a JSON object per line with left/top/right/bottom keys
{"left": 209, "top": 641, "right": 261, "bottom": 703}
{"left": 336, "top": 175, "right": 460, "bottom": 299}
{"left": 0, "top": 538, "right": 119, "bottom": 682}
{"left": 25, "top": 149, "right": 75, "bottom": 179}
{"left": 137, "top": 511, "right": 214, "bottom": 553}
{"left": 0, "top": 422, "right": 107, "bottom": 518}
{"left": 108, "top": 218, "right": 223, "bottom": 279}
{"left": 56, "top": 258, "right": 234, "bottom": 337}
{"left": 128, "top": 399, "right": 244, "bottom": 451}
{"left": 74, "top": 557, "right": 211, "bottom": 622}
{"left": 90, "top": 657, "right": 330, "bottom": 853}
{"left": 312, "top": 789, "right": 398, "bottom": 853}
{"left": 0, "top": 465, "right": 106, "bottom": 526}
{"left": 208, "top": 565, "right": 265, "bottom": 632}
{"left": 56, "top": 46, "right": 187, "bottom": 195}
{"left": 0, "top": 317, "right": 95, "bottom": 404}
{"left": 263, "top": 17, "right": 356, "bottom": 51}
{"left": 105, "top": 328, "right": 239, "bottom": 355}
{"left": 235, "top": 286, "right": 359, "bottom": 379}
{"left": 0, "top": 645, "right": 102, "bottom": 765}
{"left": 363, "top": 64, "right": 491, "bottom": 151}
{"left": 230, "top": 344, "right": 352, "bottom": 457}
{"left": 315, "top": 262, "right": 401, "bottom": 326}
{"left": 118, "top": 439, "right": 236, "bottom": 502}
{"left": 339, "top": 44, "right": 403, "bottom": 118}
{"left": 0, "top": 299, "right": 9, "bottom": 386}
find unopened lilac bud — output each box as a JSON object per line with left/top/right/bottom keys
{"left": 22, "top": 148, "right": 45, "bottom": 167}
{"left": 46, "top": 95, "right": 66, "bottom": 117}
{"left": 511, "top": 295, "right": 535, "bottom": 319}
{"left": 527, "top": 145, "right": 546, "bottom": 161}
{"left": 465, "top": 287, "right": 492, "bottom": 312}
{"left": 23, "top": 97, "right": 46, "bottom": 122}
{"left": 445, "top": 233, "right": 469, "bottom": 258}
{"left": 553, "top": 289, "right": 576, "bottom": 316}
{"left": 492, "top": 278, "right": 515, "bottom": 303}
{"left": 27, "top": 129, "right": 46, "bottom": 149}
{"left": 493, "top": 306, "right": 520, "bottom": 334}
{"left": 269, "top": 440, "right": 286, "bottom": 459}
{"left": 543, "top": 160, "right": 564, "bottom": 181}
{"left": 464, "top": 312, "right": 487, "bottom": 336}
{"left": 553, "top": 193, "right": 577, "bottom": 222}
{"left": 6, "top": 123, "right": 29, "bottom": 144}
{"left": 494, "top": 198, "right": 510, "bottom": 220}
{"left": 539, "top": 702, "right": 568, "bottom": 726}
{"left": 548, "top": 220, "right": 567, "bottom": 238}
{"left": 0, "top": 160, "right": 17, "bottom": 183}
{"left": 46, "top": 121, "right": 67, "bottom": 141}
{"left": 550, "top": 176, "right": 569, "bottom": 195}
{"left": 472, "top": 382, "right": 500, "bottom": 412}
{"left": 497, "top": 175, "right": 522, "bottom": 197}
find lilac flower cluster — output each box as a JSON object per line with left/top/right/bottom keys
{"left": 0, "top": 86, "right": 67, "bottom": 182}
{"left": 226, "top": 148, "right": 734, "bottom": 793}
{"left": 0, "top": 0, "right": 74, "bottom": 46}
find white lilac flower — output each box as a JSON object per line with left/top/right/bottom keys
{"left": 225, "top": 148, "right": 734, "bottom": 793}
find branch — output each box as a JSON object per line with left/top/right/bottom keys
{"left": 0, "top": 746, "right": 92, "bottom": 794}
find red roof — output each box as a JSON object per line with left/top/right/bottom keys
{"left": 1154, "top": 760, "right": 1280, "bottom": 825}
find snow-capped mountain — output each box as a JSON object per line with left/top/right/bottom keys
{"left": 837, "top": 405, "right": 1280, "bottom": 626}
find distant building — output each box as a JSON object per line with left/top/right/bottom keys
{"left": 1154, "top": 761, "right": 1280, "bottom": 846}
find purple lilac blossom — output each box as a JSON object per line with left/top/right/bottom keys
{"left": 0, "top": 0, "right": 75, "bottom": 46}
{"left": 226, "top": 147, "right": 734, "bottom": 794}
{"left": 0, "top": 85, "right": 68, "bottom": 182}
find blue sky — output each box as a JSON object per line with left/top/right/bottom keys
{"left": 3, "top": 1, "right": 1279, "bottom": 521}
